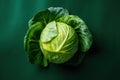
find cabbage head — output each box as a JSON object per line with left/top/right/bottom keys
{"left": 24, "top": 7, "right": 92, "bottom": 67}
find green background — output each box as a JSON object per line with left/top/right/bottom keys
{"left": 0, "top": 0, "right": 120, "bottom": 80}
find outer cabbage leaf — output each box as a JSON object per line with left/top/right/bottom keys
{"left": 29, "top": 7, "right": 69, "bottom": 27}
{"left": 24, "top": 22, "right": 48, "bottom": 67}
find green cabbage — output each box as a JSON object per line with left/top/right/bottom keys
{"left": 24, "top": 7, "right": 92, "bottom": 67}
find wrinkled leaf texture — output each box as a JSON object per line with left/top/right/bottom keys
{"left": 24, "top": 7, "right": 92, "bottom": 67}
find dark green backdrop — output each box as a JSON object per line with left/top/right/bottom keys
{"left": 0, "top": 0, "right": 120, "bottom": 80}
